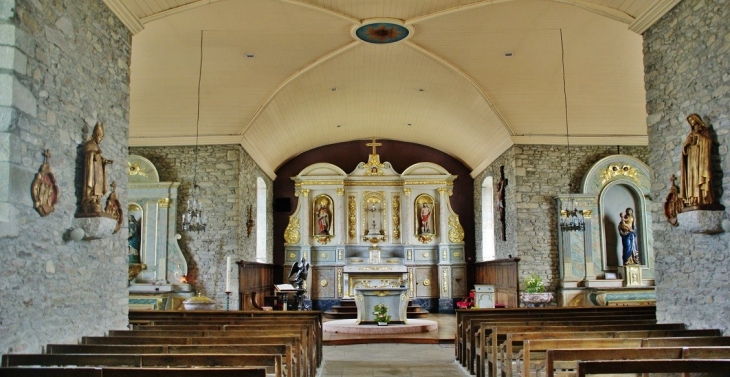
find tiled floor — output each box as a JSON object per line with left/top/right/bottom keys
{"left": 319, "top": 314, "right": 469, "bottom": 376}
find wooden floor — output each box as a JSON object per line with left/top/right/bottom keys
{"left": 323, "top": 313, "right": 456, "bottom": 345}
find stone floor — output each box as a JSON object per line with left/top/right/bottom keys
{"left": 318, "top": 313, "right": 469, "bottom": 376}
{"left": 319, "top": 343, "right": 470, "bottom": 377}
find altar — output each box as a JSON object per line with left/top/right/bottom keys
{"left": 354, "top": 287, "right": 408, "bottom": 324}
{"left": 283, "top": 139, "right": 467, "bottom": 313}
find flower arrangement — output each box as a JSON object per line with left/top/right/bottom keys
{"left": 373, "top": 302, "right": 391, "bottom": 324}
{"left": 524, "top": 274, "right": 546, "bottom": 293}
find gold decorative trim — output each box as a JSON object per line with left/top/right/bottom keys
{"left": 348, "top": 196, "right": 356, "bottom": 239}
{"left": 437, "top": 188, "right": 448, "bottom": 195}
{"left": 321, "top": 253, "right": 328, "bottom": 259}
{"left": 288, "top": 253, "right": 296, "bottom": 260}
{"left": 337, "top": 188, "right": 345, "bottom": 196}
{"left": 351, "top": 259, "right": 364, "bottom": 263}
{"left": 320, "top": 280, "right": 328, "bottom": 287}
{"left": 128, "top": 203, "right": 142, "bottom": 212}
{"left": 403, "top": 188, "right": 411, "bottom": 196}
{"left": 300, "top": 189, "right": 310, "bottom": 197}
{"left": 296, "top": 181, "right": 345, "bottom": 186}
{"left": 442, "top": 250, "right": 447, "bottom": 260}
{"left": 454, "top": 251, "right": 461, "bottom": 258}
{"left": 346, "top": 181, "right": 403, "bottom": 187}
{"left": 583, "top": 209, "right": 593, "bottom": 218}
{"left": 442, "top": 270, "right": 448, "bottom": 293}
{"left": 407, "top": 250, "right": 412, "bottom": 260}
{"left": 386, "top": 259, "right": 400, "bottom": 264}
{"left": 423, "top": 279, "right": 430, "bottom": 286}
{"left": 127, "top": 161, "right": 148, "bottom": 176}
{"left": 337, "top": 268, "right": 343, "bottom": 297}
{"left": 404, "top": 181, "right": 453, "bottom": 186}
{"left": 128, "top": 263, "right": 147, "bottom": 281}
{"left": 392, "top": 195, "right": 401, "bottom": 239}
{"left": 338, "top": 250, "right": 343, "bottom": 260}
{"left": 158, "top": 198, "right": 170, "bottom": 208}
{"left": 422, "top": 253, "right": 429, "bottom": 258}
{"left": 600, "top": 163, "right": 639, "bottom": 185}
{"left": 418, "top": 233, "right": 434, "bottom": 243}
{"left": 408, "top": 270, "right": 414, "bottom": 297}
{"left": 284, "top": 216, "right": 301, "bottom": 244}
{"left": 357, "top": 266, "right": 394, "bottom": 271}
{"left": 448, "top": 215, "right": 465, "bottom": 243}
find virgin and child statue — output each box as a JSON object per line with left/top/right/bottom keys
{"left": 618, "top": 208, "right": 640, "bottom": 265}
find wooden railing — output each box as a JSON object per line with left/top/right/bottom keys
{"left": 473, "top": 257, "right": 519, "bottom": 308}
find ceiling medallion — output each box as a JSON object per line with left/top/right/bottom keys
{"left": 352, "top": 19, "right": 413, "bottom": 44}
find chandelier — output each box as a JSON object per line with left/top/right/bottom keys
{"left": 182, "top": 31, "right": 207, "bottom": 233}
{"left": 558, "top": 29, "right": 584, "bottom": 233}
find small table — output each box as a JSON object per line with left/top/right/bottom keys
{"left": 353, "top": 287, "right": 408, "bottom": 325}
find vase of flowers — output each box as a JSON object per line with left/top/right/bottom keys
{"left": 373, "top": 302, "right": 391, "bottom": 325}
{"left": 520, "top": 274, "right": 553, "bottom": 307}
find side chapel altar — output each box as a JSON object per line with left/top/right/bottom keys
{"left": 284, "top": 139, "right": 467, "bottom": 313}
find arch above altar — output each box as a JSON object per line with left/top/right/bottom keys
{"left": 283, "top": 141, "right": 467, "bottom": 313}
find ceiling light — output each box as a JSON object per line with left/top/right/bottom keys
{"left": 504, "top": 52, "right": 513, "bottom": 57}
{"left": 245, "top": 53, "right": 255, "bottom": 58}
{"left": 331, "top": 87, "right": 337, "bottom": 92}
{"left": 418, "top": 88, "right": 425, "bottom": 92}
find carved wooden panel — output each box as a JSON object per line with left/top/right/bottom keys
{"left": 415, "top": 266, "right": 436, "bottom": 298}
{"left": 311, "top": 266, "right": 335, "bottom": 298}
{"left": 237, "top": 262, "right": 276, "bottom": 310}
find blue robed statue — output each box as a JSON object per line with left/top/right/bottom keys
{"left": 618, "top": 208, "right": 640, "bottom": 265}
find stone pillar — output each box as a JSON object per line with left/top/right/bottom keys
{"left": 437, "top": 188, "right": 450, "bottom": 244}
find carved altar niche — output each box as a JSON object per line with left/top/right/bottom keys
{"left": 127, "top": 155, "right": 189, "bottom": 292}
{"left": 557, "top": 155, "right": 654, "bottom": 306}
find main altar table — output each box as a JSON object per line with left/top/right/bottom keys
{"left": 354, "top": 287, "right": 408, "bottom": 325}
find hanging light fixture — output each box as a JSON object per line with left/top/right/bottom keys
{"left": 182, "top": 31, "right": 207, "bottom": 233}
{"left": 558, "top": 29, "right": 584, "bottom": 233}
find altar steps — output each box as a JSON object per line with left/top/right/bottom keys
{"left": 324, "top": 299, "right": 430, "bottom": 319}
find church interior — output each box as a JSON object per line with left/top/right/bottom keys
{"left": 1, "top": 0, "right": 730, "bottom": 374}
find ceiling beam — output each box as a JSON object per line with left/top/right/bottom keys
{"left": 140, "top": 0, "right": 227, "bottom": 24}
{"left": 102, "top": 0, "right": 143, "bottom": 34}
{"left": 629, "top": 0, "right": 682, "bottom": 34}
{"left": 279, "top": 0, "right": 360, "bottom": 24}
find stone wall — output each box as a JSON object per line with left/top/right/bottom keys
{"left": 475, "top": 145, "right": 648, "bottom": 291}
{"left": 130, "top": 145, "right": 273, "bottom": 309}
{"left": 643, "top": 0, "right": 730, "bottom": 333}
{"left": 0, "top": 0, "right": 131, "bottom": 353}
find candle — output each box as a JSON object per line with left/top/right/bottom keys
{"left": 225, "top": 255, "right": 231, "bottom": 292}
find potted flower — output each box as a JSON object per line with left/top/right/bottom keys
{"left": 520, "top": 274, "right": 553, "bottom": 307}
{"left": 373, "top": 302, "right": 391, "bottom": 326}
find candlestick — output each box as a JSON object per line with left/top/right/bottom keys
{"left": 225, "top": 291, "right": 231, "bottom": 311}
{"left": 225, "top": 255, "right": 231, "bottom": 292}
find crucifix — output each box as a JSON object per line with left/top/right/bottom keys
{"left": 366, "top": 138, "right": 382, "bottom": 155}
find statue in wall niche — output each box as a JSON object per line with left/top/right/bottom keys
{"left": 680, "top": 114, "right": 714, "bottom": 209}
{"left": 618, "top": 208, "right": 640, "bottom": 265}
{"left": 80, "top": 122, "right": 114, "bottom": 214}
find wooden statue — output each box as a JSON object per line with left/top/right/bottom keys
{"left": 680, "top": 114, "right": 716, "bottom": 209}
{"left": 80, "top": 122, "right": 113, "bottom": 214}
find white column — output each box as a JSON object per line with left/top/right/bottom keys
{"left": 335, "top": 187, "right": 345, "bottom": 244}
{"left": 437, "top": 188, "right": 450, "bottom": 244}
{"left": 403, "top": 188, "right": 413, "bottom": 243}
{"left": 299, "top": 189, "right": 311, "bottom": 246}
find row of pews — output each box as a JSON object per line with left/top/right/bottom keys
{"left": 456, "top": 305, "right": 730, "bottom": 377}
{"left": 1, "top": 310, "right": 322, "bottom": 377}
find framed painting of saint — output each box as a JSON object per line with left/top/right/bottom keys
{"left": 414, "top": 194, "right": 436, "bottom": 235}
{"left": 312, "top": 194, "right": 334, "bottom": 236}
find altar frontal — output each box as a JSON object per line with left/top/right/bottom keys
{"left": 284, "top": 139, "right": 466, "bottom": 313}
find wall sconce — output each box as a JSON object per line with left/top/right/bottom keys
{"left": 246, "top": 205, "right": 254, "bottom": 237}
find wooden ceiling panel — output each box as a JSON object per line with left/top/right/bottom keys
{"left": 297, "top": 0, "right": 484, "bottom": 22}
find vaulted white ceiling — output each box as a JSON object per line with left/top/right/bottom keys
{"left": 114, "top": 0, "right": 681, "bottom": 178}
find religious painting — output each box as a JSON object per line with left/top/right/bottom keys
{"left": 414, "top": 194, "right": 436, "bottom": 236}
{"left": 312, "top": 194, "right": 334, "bottom": 237}
{"left": 128, "top": 203, "right": 143, "bottom": 264}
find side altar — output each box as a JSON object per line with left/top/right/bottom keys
{"left": 283, "top": 139, "right": 467, "bottom": 313}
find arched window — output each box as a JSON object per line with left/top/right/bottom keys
{"left": 255, "top": 177, "right": 267, "bottom": 262}
{"left": 481, "top": 176, "right": 496, "bottom": 261}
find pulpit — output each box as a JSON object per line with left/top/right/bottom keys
{"left": 354, "top": 287, "right": 408, "bottom": 324}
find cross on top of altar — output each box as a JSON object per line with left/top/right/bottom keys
{"left": 364, "top": 138, "right": 385, "bottom": 175}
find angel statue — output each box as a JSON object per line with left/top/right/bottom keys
{"left": 288, "top": 255, "right": 310, "bottom": 289}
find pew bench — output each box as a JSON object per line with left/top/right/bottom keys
{"left": 541, "top": 346, "right": 730, "bottom": 377}
{"left": 576, "top": 359, "right": 730, "bottom": 376}
{"left": 2, "top": 353, "right": 281, "bottom": 377}
{"left": 0, "top": 367, "right": 267, "bottom": 377}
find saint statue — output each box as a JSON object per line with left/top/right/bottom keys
{"left": 618, "top": 208, "right": 639, "bottom": 265}
{"left": 81, "top": 123, "right": 113, "bottom": 214}
{"left": 680, "top": 114, "right": 714, "bottom": 208}
{"left": 420, "top": 203, "right": 432, "bottom": 234}
{"left": 316, "top": 199, "right": 331, "bottom": 235}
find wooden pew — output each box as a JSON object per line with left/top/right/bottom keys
{"left": 477, "top": 323, "right": 688, "bottom": 377}
{"left": 514, "top": 337, "right": 730, "bottom": 377}
{"left": 0, "top": 367, "right": 266, "bottom": 377}
{"left": 496, "top": 330, "right": 721, "bottom": 377}
{"left": 456, "top": 305, "right": 656, "bottom": 367}
{"left": 576, "top": 359, "right": 730, "bottom": 376}
{"left": 46, "top": 344, "right": 293, "bottom": 377}
{"left": 542, "top": 346, "right": 730, "bottom": 377}
{"left": 464, "top": 315, "right": 657, "bottom": 373}
{"left": 81, "top": 335, "right": 305, "bottom": 377}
